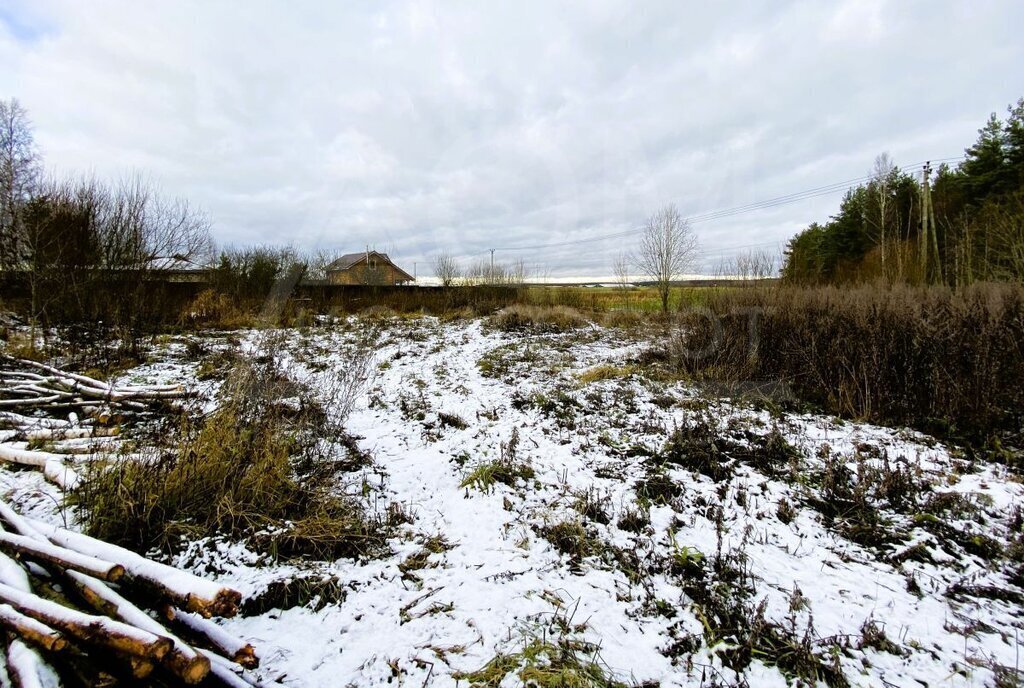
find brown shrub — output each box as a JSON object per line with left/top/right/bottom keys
{"left": 488, "top": 304, "right": 589, "bottom": 333}
{"left": 672, "top": 283, "right": 1024, "bottom": 443}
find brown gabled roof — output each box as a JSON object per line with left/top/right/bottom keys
{"left": 326, "top": 251, "right": 414, "bottom": 281}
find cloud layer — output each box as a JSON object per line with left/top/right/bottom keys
{"left": 2, "top": 1, "right": 1022, "bottom": 275}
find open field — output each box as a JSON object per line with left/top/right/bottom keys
{"left": 3, "top": 311, "right": 1023, "bottom": 686}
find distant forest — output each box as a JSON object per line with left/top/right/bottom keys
{"left": 782, "top": 98, "right": 1024, "bottom": 286}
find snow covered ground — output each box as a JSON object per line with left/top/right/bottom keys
{"left": 4, "top": 315, "right": 1023, "bottom": 687}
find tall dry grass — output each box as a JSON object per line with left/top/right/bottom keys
{"left": 76, "top": 333, "right": 384, "bottom": 558}
{"left": 672, "top": 283, "right": 1024, "bottom": 443}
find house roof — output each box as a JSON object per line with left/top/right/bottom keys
{"left": 326, "top": 251, "right": 414, "bottom": 281}
{"left": 326, "top": 251, "right": 391, "bottom": 271}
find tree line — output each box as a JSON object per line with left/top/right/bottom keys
{"left": 782, "top": 98, "right": 1024, "bottom": 286}
{"left": 1, "top": 99, "right": 217, "bottom": 351}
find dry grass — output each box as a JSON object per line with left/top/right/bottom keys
{"left": 577, "top": 364, "right": 634, "bottom": 384}
{"left": 488, "top": 305, "right": 589, "bottom": 333}
{"left": 77, "top": 335, "right": 384, "bottom": 559}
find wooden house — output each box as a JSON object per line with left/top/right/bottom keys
{"left": 325, "top": 251, "right": 414, "bottom": 285}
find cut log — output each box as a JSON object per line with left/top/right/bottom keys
{"left": 0, "top": 604, "right": 67, "bottom": 652}
{"left": 4, "top": 358, "right": 113, "bottom": 393}
{"left": 0, "top": 395, "right": 63, "bottom": 408}
{"left": 25, "top": 518, "right": 241, "bottom": 618}
{"left": 0, "top": 582, "right": 173, "bottom": 661}
{"left": 0, "top": 531, "right": 124, "bottom": 582}
{"left": 25, "top": 427, "right": 118, "bottom": 442}
{"left": 5, "top": 637, "right": 49, "bottom": 688}
{"left": 0, "top": 445, "right": 82, "bottom": 490}
{"left": 0, "top": 503, "right": 212, "bottom": 683}
{"left": 42, "top": 460, "right": 81, "bottom": 491}
{"left": 167, "top": 607, "right": 258, "bottom": 668}
{"left": 0, "top": 552, "right": 31, "bottom": 592}
{"left": 0, "top": 502, "right": 43, "bottom": 541}
{"left": 80, "top": 405, "right": 118, "bottom": 425}
{"left": 0, "top": 412, "right": 70, "bottom": 430}
{"left": 68, "top": 572, "right": 210, "bottom": 684}
{"left": 198, "top": 648, "right": 265, "bottom": 688}
{"left": 126, "top": 655, "right": 155, "bottom": 679}
{"left": 0, "top": 444, "right": 58, "bottom": 468}
{"left": 0, "top": 444, "right": 82, "bottom": 490}
{"left": 47, "top": 644, "right": 119, "bottom": 687}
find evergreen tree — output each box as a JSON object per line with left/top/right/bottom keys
{"left": 960, "top": 112, "right": 1007, "bottom": 205}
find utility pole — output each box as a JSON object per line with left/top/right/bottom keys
{"left": 489, "top": 248, "right": 495, "bottom": 283}
{"left": 919, "top": 162, "right": 942, "bottom": 284}
{"left": 928, "top": 166, "right": 939, "bottom": 282}
{"left": 919, "top": 162, "right": 931, "bottom": 283}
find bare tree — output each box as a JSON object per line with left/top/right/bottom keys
{"left": 868, "top": 152, "right": 897, "bottom": 277}
{"left": 636, "top": 204, "right": 698, "bottom": 313}
{"left": 299, "top": 248, "right": 334, "bottom": 282}
{"left": 432, "top": 252, "right": 460, "bottom": 287}
{"left": 732, "top": 249, "right": 777, "bottom": 284}
{"left": 612, "top": 251, "right": 632, "bottom": 308}
{"left": 0, "top": 98, "right": 42, "bottom": 270}
{"left": 507, "top": 258, "right": 526, "bottom": 286}
{"left": 98, "top": 174, "right": 213, "bottom": 272}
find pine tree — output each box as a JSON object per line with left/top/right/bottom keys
{"left": 1004, "top": 98, "right": 1024, "bottom": 189}
{"left": 960, "top": 112, "right": 1007, "bottom": 205}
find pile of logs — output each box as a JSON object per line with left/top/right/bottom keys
{"left": 0, "top": 357, "right": 259, "bottom": 685}
{"left": 0, "top": 499, "right": 260, "bottom": 686}
{"left": 1, "top": 355, "right": 191, "bottom": 490}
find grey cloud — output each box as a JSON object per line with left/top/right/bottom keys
{"left": 1, "top": 0, "right": 1022, "bottom": 276}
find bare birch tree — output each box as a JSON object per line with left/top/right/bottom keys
{"left": 432, "top": 252, "right": 460, "bottom": 287}
{"left": 0, "top": 98, "right": 41, "bottom": 270}
{"left": 868, "top": 153, "right": 897, "bottom": 278}
{"left": 636, "top": 204, "right": 698, "bottom": 313}
{"left": 612, "top": 251, "right": 632, "bottom": 308}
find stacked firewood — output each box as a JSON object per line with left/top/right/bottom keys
{"left": 0, "top": 499, "right": 260, "bottom": 686}
{"left": 0, "top": 357, "right": 261, "bottom": 685}
{"left": 0, "top": 355, "right": 192, "bottom": 490}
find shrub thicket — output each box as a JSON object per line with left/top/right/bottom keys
{"left": 672, "top": 283, "right": 1024, "bottom": 444}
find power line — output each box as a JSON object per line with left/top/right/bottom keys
{"left": 490, "top": 156, "right": 964, "bottom": 254}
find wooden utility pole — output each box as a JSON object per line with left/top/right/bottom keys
{"left": 919, "top": 162, "right": 941, "bottom": 283}
{"left": 928, "top": 168, "right": 940, "bottom": 282}
{"left": 919, "top": 162, "right": 930, "bottom": 281}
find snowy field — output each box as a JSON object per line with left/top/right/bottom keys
{"left": 4, "top": 315, "right": 1023, "bottom": 687}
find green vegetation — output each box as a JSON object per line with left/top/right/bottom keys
{"left": 455, "top": 636, "right": 628, "bottom": 688}
{"left": 460, "top": 428, "right": 535, "bottom": 491}
{"left": 783, "top": 98, "right": 1024, "bottom": 286}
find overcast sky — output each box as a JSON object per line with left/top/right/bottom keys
{"left": 2, "top": 1, "right": 1023, "bottom": 277}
